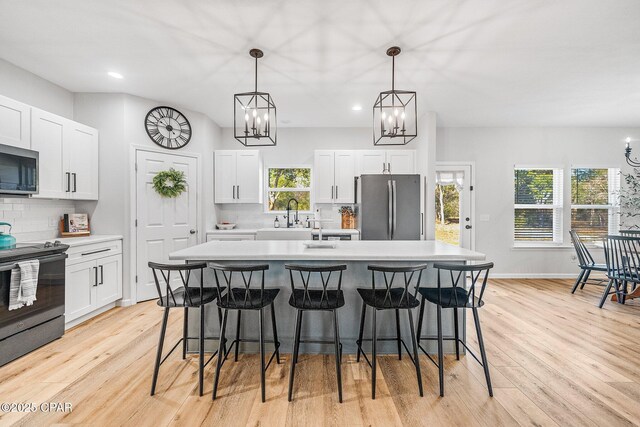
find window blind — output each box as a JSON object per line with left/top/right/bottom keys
{"left": 570, "top": 168, "right": 620, "bottom": 241}
{"left": 514, "top": 167, "right": 563, "bottom": 243}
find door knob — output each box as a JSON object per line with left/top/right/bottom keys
{"left": 189, "top": 229, "right": 196, "bottom": 234}
{"left": 465, "top": 225, "right": 472, "bottom": 229}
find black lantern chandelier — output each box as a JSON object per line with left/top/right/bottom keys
{"left": 624, "top": 137, "right": 640, "bottom": 167}
{"left": 234, "top": 49, "right": 277, "bottom": 146}
{"left": 373, "top": 46, "right": 417, "bottom": 145}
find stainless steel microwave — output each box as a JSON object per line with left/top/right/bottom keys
{"left": 0, "top": 144, "right": 38, "bottom": 196}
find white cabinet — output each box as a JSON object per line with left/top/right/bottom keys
{"left": 65, "top": 239, "right": 123, "bottom": 325}
{"left": 66, "top": 122, "right": 99, "bottom": 200}
{"left": 314, "top": 150, "right": 357, "bottom": 204}
{"left": 386, "top": 150, "right": 415, "bottom": 174}
{"left": 214, "top": 150, "right": 261, "bottom": 204}
{"left": 0, "top": 95, "right": 30, "bottom": 149}
{"left": 31, "top": 109, "right": 66, "bottom": 198}
{"left": 31, "top": 108, "right": 99, "bottom": 200}
{"left": 66, "top": 261, "right": 97, "bottom": 321}
{"left": 357, "top": 150, "right": 416, "bottom": 175}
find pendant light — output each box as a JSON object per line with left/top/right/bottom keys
{"left": 234, "top": 49, "right": 277, "bottom": 146}
{"left": 373, "top": 46, "right": 417, "bottom": 145}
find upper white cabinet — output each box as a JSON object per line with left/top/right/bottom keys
{"left": 0, "top": 95, "right": 30, "bottom": 149}
{"left": 31, "top": 108, "right": 99, "bottom": 200}
{"left": 66, "top": 122, "right": 99, "bottom": 200}
{"left": 314, "top": 150, "right": 357, "bottom": 204}
{"left": 214, "top": 150, "right": 262, "bottom": 204}
{"left": 357, "top": 150, "right": 416, "bottom": 174}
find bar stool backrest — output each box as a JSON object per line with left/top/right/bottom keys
{"left": 367, "top": 264, "right": 428, "bottom": 308}
{"left": 285, "top": 264, "right": 347, "bottom": 309}
{"left": 570, "top": 230, "right": 595, "bottom": 267}
{"left": 148, "top": 261, "right": 207, "bottom": 307}
{"left": 604, "top": 235, "right": 640, "bottom": 284}
{"left": 210, "top": 263, "right": 270, "bottom": 308}
{"left": 619, "top": 229, "right": 640, "bottom": 237}
{"left": 432, "top": 262, "right": 494, "bottom": 307}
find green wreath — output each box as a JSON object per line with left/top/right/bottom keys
{"left": 153, "top": 168, "right": 187, "bottom": 198}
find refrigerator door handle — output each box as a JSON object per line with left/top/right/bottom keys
{"left": 392, "top": 180, "right": 397, "bottom": 239}
{"left": 387, "top": 180, "right": 393, "bottom": 239}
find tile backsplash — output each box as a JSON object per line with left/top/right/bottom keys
{"left": 0, "top": 198, "right": 77, "bottom": 242}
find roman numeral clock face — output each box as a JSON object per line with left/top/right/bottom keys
{"left": 145, "top": 106, "right": 192, "bottom": 149}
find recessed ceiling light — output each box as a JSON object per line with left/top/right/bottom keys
{"left": 352, "top": 104, "right": 362, "bottom": 111}
{"left": 107, "top": 71, "right": 123, "bottom": 79}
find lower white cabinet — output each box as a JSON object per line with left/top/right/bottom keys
{"left": 65, "top": 238, "right": 123, "bottom": 324}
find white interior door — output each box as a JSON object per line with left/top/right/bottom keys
{"left": 136, "top": 150, "right": 198, "bottom": 302}
{"left": 434, "top": 164, "right": 473, "bottom": 250}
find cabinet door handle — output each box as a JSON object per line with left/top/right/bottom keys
{"left": 237, "top": 185, "right": 240, "bottom": 199}
{"left": 382, "top": 162, "right": 386, "bottom": 173}
{"left": 72, "top": 173, "right": 77, "bottom": 192}
{"left": 388, "top": 163, "right": 391, "bottom": 173}
{"left": 335, "top": 185, "right": 339, "bottom": 200}
{"left": 81, "top": 248, "right": 110, "bottom": 256}
{"left": 66, "top": 172, "right": 71, "bottom": 192}
{"left": 331, "top": 185, "right": 334, "bottom": 200}
{"left": 99, "top": 265, "right": 104, "bottom": 285}
{"left": 93, "top": 266, "right": 98, "bottom": 287}
{"left": 232, "top": 185, "right": 236, "bottom": 199}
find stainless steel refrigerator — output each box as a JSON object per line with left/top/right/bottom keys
{"left": 358, "top": 174, "right": 421, "bottom": 240}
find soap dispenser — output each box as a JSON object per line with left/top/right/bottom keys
{"left": 274, "top": 216, "right": 280, "bottom": 228}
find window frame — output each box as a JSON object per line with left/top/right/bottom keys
{"left": 264, "top": 164, "right": 314, "bottom": 214}
{"left": 513, "top": 166, "right": 564, "bottom": 246}
{"left": 570, "top": 166, "right": 620, "bottom": 241}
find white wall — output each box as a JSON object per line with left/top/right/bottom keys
{"left": 437, "top": 127, "right": 639, "bottom": 277}
{"left": 0, "top": 59, "right": 79, "bottom": 241}
{"left": 0, "top": 59, "right": 74, "bottom": 119}
{"left": 73, "top": 93, "right": 222, "bottom": 304}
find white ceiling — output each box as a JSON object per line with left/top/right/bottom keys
{"left": 1, "top": 0, "right": 639, "bottom": 128}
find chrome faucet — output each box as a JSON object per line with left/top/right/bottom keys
{"left": 286, "top": 198, "right": 299, "bottom": 228}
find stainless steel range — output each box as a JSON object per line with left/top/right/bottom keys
{"left": 0, "top": 241, "right": 68, "bottom": 366}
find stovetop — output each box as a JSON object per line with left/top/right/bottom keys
{"left": 0, "top": 241, "right": 69, "bottom": 263}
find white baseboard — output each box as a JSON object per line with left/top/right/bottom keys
{"left": 116, "top": 298, "right": 134, "bottom": 307}
{"left": 490, "top": 273, "right": 577, "bottom": 279}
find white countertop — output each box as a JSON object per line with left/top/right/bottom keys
{"left": 169, "top": 240, "right": 485, "bottom": 262}
{"left": 207, "top": 228, "right": 359, "bottom": 235}
{"left": 27, "top": 234, "right": 123, "bottom": 247}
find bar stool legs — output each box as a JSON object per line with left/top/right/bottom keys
{"left": 453, "top": 307, "right": 460, "bottom": 360}
{"left": 395, "top": 309, "right": 402, "bottom": 360}
{"left": 288, "top": 308, "right": 343, "bottom": 403}
{"left": 356, "top": 305, "right": 423, "bottom": 400}
{"left": 151, "top": 307, "right": 170, "bottom": 396}
{"left": 436, "top": 304, "right": 444, "bottom": 397}
{"left": 212, "top": 308, "right": 228, "bottom": 400}
{"left": 234, "top": 311, "right": 241, "bottom": 362}
{"left": 270, "top": 303, "right": 281, "bottom": 364}
{"left": 182, "top": 307, "right": 188, "bottom": 359}
{"left": 473, "top": 308, "right": 493, "bottom": 397}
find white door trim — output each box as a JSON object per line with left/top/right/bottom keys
{"left": 128, "top": 145, "right": 202, "bottom": 305}
{"left": 435, "top": 161, "right": 476, "bottom": 251}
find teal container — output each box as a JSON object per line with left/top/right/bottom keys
{"left": 0, "top": 222, "right": 17, "bottom": 249}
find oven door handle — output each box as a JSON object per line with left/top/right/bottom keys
{"left": 0, "top": 253, "right": 68, "bottom": 272}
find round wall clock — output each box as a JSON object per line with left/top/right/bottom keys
{"left": 145, "top": 106, "right": 192, "bottom": 149}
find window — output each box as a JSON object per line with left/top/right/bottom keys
{"left": 266, "top": 167, "right": 312, "bottom": 212}
{"left": 514, "top": 167, "right": 563, "bottom": 243}
{"left": 571, "top": 168, "right": 620, "bottom": 242}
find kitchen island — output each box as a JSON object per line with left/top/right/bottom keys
{"left": 169, "top": 240, "right": 486, "bottom": 354}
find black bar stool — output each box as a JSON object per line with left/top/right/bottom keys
{"left": 148, "top": 261, "right": 224, "bottom": 397}
{"left": 416, "top": 262, "right": 494, "bottom": 397}
{"left": 210, "top": 263, "right": 281, "bottom": 403}
{"left": 356, "top": 264, "right": 427, "bottom": 399}
{"left": 286, "top": 263, "right": 347, "bottom": 403}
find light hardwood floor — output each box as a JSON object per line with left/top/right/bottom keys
{"left": 1, "top": 279, "right": 640, "bottom": 426}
